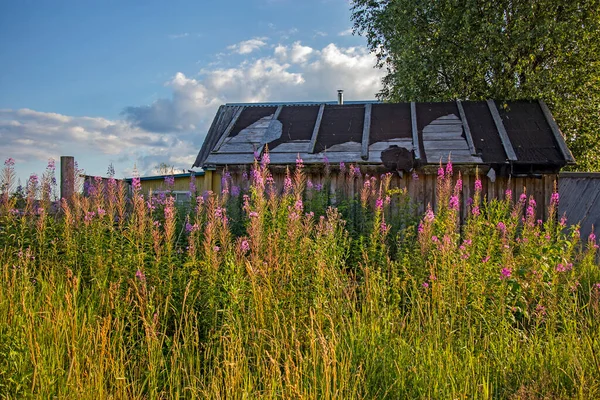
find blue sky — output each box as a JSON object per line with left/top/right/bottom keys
{"left": 0, "top": 0, "right": 383, "bottom": 185}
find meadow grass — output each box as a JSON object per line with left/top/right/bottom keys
{"left": 0, "top": 156, "right": 599, "bottom": 399}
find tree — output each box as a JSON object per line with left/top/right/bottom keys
{"left": 155, "top": 163, "right": 175, "bottom": 175}
{"left": 352, "top": 0, "right": 600, "bottom": 170}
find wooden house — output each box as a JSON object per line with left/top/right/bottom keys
{"left": 123, "top": 171, "right": 217, "bottom": 204}
{"left": 192, "top": 99, "right": 574, "bottom": 219}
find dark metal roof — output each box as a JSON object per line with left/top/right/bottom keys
{"left": 124, "top": 171, "right": 204, "bottom": 183}
{"left": 192, "top": 100, "right": 574, "bottom": 171}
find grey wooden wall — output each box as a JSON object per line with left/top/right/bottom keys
{"left": 223, "top": 166, "right": 558, "bottom": 223}
{"left": 559, "top": 173, "right": 600, "bottom": 240}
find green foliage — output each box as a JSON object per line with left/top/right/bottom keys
{"left": 351, "top": 0, "right": 600, "bottom": 170}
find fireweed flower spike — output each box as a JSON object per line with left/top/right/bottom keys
{"left": 135, "top": 269, "right": 146, "bottom": 282}
{"left": 500, "top": 268, "right": 512, "bottom": 280}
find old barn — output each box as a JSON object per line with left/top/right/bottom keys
{"left": 193, "top": 99, "right": 574, "bottom": 220}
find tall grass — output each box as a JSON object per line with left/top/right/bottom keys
{"left": 0, "top": 156, "right": 599, "bottom": 399}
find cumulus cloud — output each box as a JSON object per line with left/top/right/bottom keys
{"left": 227, "top": 37, "right": 268, "bottom": 54}
{"left": 2, "top": 40, "right": 384, "bottom": 179}
{"left": 338, "top": 28, "right": 353, "bottom": 36}
{"left": 0, "top": 108, "right": 192, "bottom": 176}
{"left": 122, "top": 41, "right": 383, "bottom": 138}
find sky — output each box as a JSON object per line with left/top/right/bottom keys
{"left": 0, "top": 0, "right": 385, "bottom": 186}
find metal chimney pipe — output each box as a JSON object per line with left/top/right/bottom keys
{"left": 337, "top": 89, "right": 344, "bottom": 105}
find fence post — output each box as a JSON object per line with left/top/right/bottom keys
{"left": 60, "top": 156, "right": 75, "bottom": 200}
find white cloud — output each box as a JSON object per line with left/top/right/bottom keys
{"left": 2, "top": 40, "right": 384, "bottom": 180}
{"left": 0, "top": 108, "right": 194, "bottom": 177}
{"left": 288, "top": 41, "right": 314, "bottom": 64}
{"left": 338, "top": 28, "right": 353, "bottom": 36}
{"left": 227, "top": 37, "right": 268, "bottom": 54}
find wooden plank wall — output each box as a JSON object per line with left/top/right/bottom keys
{"left": 559, "top": 173, "right": 600, "bottom": 240}
{"left": 220, "top": 167, "right": 558, "bottom": 222}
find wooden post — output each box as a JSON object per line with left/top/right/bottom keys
{"left": 60, "top": 156, "right": 75, "bottom": 200}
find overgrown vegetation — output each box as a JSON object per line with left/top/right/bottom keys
{"left": 351, "top": 0, "right": 600, "bottom": 171}
{"left": 1, "top": 156, "right": 599, "bottom": 399}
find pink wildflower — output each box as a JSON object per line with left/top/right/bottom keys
{"left": 474, "top": 179, "right": 482, "bottom": 191}
{"left": 261, "top": 152, "right": 270, "bottom": 167}
{"left": 135, "top": 269, "right": 146, "bottom": 282}
{"left": 500, "top": 267, "right": 512, "bottom": 280}
{"left": 132, "top": 176, "right": 141, "bottom": 192}
{"left": 240, "top": 239, "right": 250, "bottom": 253}
{"left": 445, "top": 161, "right": 453, "bottom": 176}
{"left": 519, "top": 193, "right": 527, "bottom": 203}
{"left": 449, "top": 195, "right": 459, "bottom": 211}
{"left": 284, "top": 176, "right": 293, "bottom": 193}
{"left": 455, "top": 178, "right": 462, "bottom": 192}
{"left": 425, "top": 208, "right": 435, "bottom": 222}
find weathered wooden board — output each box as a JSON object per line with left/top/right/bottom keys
{"left": 425, "top": 150, "right": 483, "bottom": 164}
{"left": 324, "top": 141, "right": 362, "bottom": 152}
{"left": 424, "top": 140, "right": 471, "bottom": 150}
{"left": 309, "top": 104, "right": 325, "bottom": 153}
{"left": 214, "top": 106, "right": 244, "bottom": 151}
{"left": 216, "top": 142, "right": 260, "bottom": 154}
{"left": 411, "top": 102, "right": 421, "bottom": 159}
{"left": 456, "top": 100, "right": 477, "bottom": 155}
{"left": 559, "top": 175, "right": 600, "bottom": 239}
{"left": 487, "top": 99, "right": 518, "bottom": 161}
{"left": 422, "top": 124, "right": 464, "bottom": 134}
{"left": 205, "top": 153, "right": 256, "bottom": 165}
{"left": 538, "top": 100, "right": 576, "bottom": 163}
{"left": 369, "top": 139, "right": 413, "bottom": 151}
{"left": 362, "top": 103, "right": 372, "bottom": 160}
{"left": 270, "top": 141, "right": 311, "bottom": 153}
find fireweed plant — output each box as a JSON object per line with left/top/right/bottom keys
{"left": 0, "top": 155, "right": 599, "bottom": 399}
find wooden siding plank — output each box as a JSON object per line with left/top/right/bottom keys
{"left": 270, "top": 141, "right": 311, "bottom": 153}
{"left": 273, "top": 105, "right": 283, "bottom": 120}
{"left": 424, "top": 140, "right": 472, "bottom": 150}
{"left": 411, "top": 102, "right": 421, "bottom": 160}
{"left": 214, "top": 106, "right": 245, "bottom": 152}
{"left": 456, "top": 100, "right": 477, "bottom": 155}
{"left": 422, "top": 124, "right": 464, "bottom": 135}
{"left": 486, "top": 100, "right": 518, "bottom": 161}
{"left": 538, "top": 100, "right": 576, "bottom": 163}
{"left": 368, "top": 139, "right": 413, "bottom": 151}
{"left": 309, "top": 104, "right": 325, "bottom": 154}
{"left": 361, "top": 103, "right": 372, "bottom": 160}
{"left": 424, "top": 150, "right": 482, "bottom": 164}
